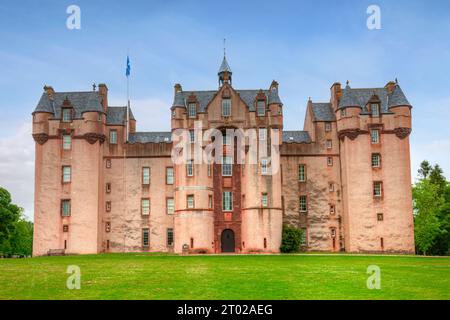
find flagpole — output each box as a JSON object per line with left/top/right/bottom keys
{"left": 126, "top": 52, "right": 130, "bottom": 143}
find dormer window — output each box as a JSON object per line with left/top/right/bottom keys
{"left": 257, "top": 100, "right": 266, "bottom": 116}
{"left": 371, "top": 103, "right": 380, "bottom": 117}
{"left": 222, "top": 98, "right": 231, "bottom": 117}
{"left": 187, "top": 103, "right": 196, "bottom": 118}
{"left": 62, "top": 108, "right": 72, "bottom": 122}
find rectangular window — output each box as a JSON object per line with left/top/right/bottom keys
{"left": 327, "top": 157, "right": 333, "bottom": 166}
{"left": 208, "top": 195, "right": 213, "bottom": 209}
{"left": 377, "top": 213, "right": 384, "bottom": 221}
{"left": 372, "top": 153, "right": 381, "bottom": 168}
{"left": 62, "top": 166, "right": 71, "bottom": 183}
{"left": 222, "top": 191, "right": 233, "bottom": 211}
{"left": 261, "top": 158, "right": 269, "bottom": 175}
{"left": 63, "top": 225, "right": 69, "bottom": 233}
{"left": 326, "top": 140, "right": 332, "bottom": 149}
{"left": 61, "top": 199, "right": 71, "bottom": 217}
{"left": 262, "top": 193, "right": 268, "bottom": 207}
{"left": 62, "top": 108, "right": 72, "bottom": 122}
{"left": 298, "top": 164, "right": 306, "bottom": 182}
{"left": 105, "top": 222, "right": 111, "bottom": 233}
{"left": 223, "top": 134, "right": 231, "bottom": 146}
{"left": 167, "top": 198, "right": 174, "bottom": 215}
{"left": 186, "top": 160, "right": 194, "bottom": 177}
{"left": 109, "top": 130, "right": 117, "bottom": 144}
{"left": 222, "top": 98, "right": 231, "bottom": 117}
{"left": 371, "top": 104, "right": 380, "bottom": 117}
{"left": 142, "top": 228, "right": 149, "bottom": 247}
{"left": 141, "top": 198, "right": 150, "bottom": 216}
{"left": 257, "top": 100, "right": 266, "bottom": 116}
{"left": 106, "top": 201, "right": 111, "bottom": 212}
{"left": 166, "top": 167, "right": 174, "bottom": 185}
{"left": 222, "top": 156, "right": 232, "bottom": 176}
{"left": 373, "top": 181, "right": 382, "bottom": 197}
{"left": 371, "top": 129, "right": 379, "bottom": 144}
{"left": 188, "top": 103, "right": 196, "bottom": 118}
{"left": 259, "top": 128, "right": 267, "bottom": 140}
{"left": 187, "top": 195, "right": 195, "bottom": 209}
{"left": 207, "top": 164, "right": 212, "bottom": 177}
{"left": 299, "top": 196, "right": 307, "bottom": 212}
{"left": 106, "top": 182, "right": 111, "bottom": 193}
{"left": 189, "top": 130, "right": 195, "bottom": 143}
{"left": 300, "top": 229, "right": 307, "bottom": 246}
{"left": 142, "top": 167, "right": 150, "bottom": 185}
{"left": 62, "top": 134, "right": 71, "bottom": 150}
{"left": 167, "top": 228, "right": 174, "bottom": 246}
{"left": 340, "top": 109, "right": 346, "bottom": 117}
{"left": 106, "top": 159, "right": 111, "bottom": 168}
{"left": 325, "top": 122, "right": 332, "bottom": 132}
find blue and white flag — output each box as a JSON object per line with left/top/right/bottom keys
{"left": 126, "top": 55, "right": 131, "bottom": 77}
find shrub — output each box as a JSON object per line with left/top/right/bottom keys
{"left": 280, "top": 224, "right": 304, "bottom": 253}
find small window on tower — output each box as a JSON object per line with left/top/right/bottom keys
{"left": 186, "top": 160, "right": 194, "bottom": 177}
{"left": 325, "top": 122, "right": 332, "bottom": 132}
{"left": 373, "top": 181, "right": 383, "bottom": 197}
{"left": 142, "top": 167, "right": 150, "bottom": 185}
{"left": 299, "top": 196, "right": 307, "bottom": 212}
{"left": 62, "top": 166, "right": 71, "bottom": 183}
{"left": 106, "top": 159, "right": 112, "bottom": 168}
{"left": 106, "top": 183, "right": 111, "bottom": 193}
{"left": 222, "top": 98, "right": 231, "bottom": 117}
{"left": 167, "top": 198, "right": 175, "bottom": 215}
{"left": 187, "top": 195, "right": 195, "bottom": 209}
{"left": 371, "top": 104, "right": 380, "bottom": 117}
{"left": 222, "top": 156, "right": 233, "bottom": 176}
{"left": 298, "top": 164, "right": 306, "bottom": 182}
{"left": 326, "top": 140, "right": 332, "bottom": 149}
{"left": 166, "top": 167, "right": 174, "bottom": 185}
{"left": 371, "top": 129, "right": 380, "bottom": 144}
{"left": 106, "top": 201, "right": 111, "bottom": 212}
{"left": 109, "top": 129, "right": 118, "bottom": 144}
{"left": 62, "top": 134, "right": 71, "bottom": 150}
{"left": 262, "top": 193, "right": 268, "bottom": 207}
{"left": 259, "top": 128, "right": 267, "bottom": 140}
{"left": 257, "top": 100, "right": 266, "bottom": 116}
{"left": 141, "top": 198, "right": 150, "bottom": 216}
{"left": 372, "top": 153, "right": 381, "bottom": 168}
{"left": 105, "top": 222, "right": 111, "bottom": 233}
{"left": 377, "top": 213, "right": 384, "bottom": 221}
{"left": 327, "top": 157, "right": 333, "bottom": 166}
{"left": 188, "top": 103, "right": 196, "bottom": 118}
{"left": 62, "top": 108, "right": 72, "bottom": 122}
{"left": 61, "top": 199, "right": 71, "bottom": 217}
{"left": 142, "top": 228, "right": 149, "bottom": 247}
{"left": 167, "top": 228, "right": 174, "bottom": 246}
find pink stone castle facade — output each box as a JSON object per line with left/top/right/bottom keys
{"left": 32, "top": 56, "right": 415, "bottom": 256}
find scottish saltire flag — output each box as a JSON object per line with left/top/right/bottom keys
{"left": 126, "top": 55, "right": 131, "bottom": 77}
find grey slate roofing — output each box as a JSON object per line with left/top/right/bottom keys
{"left": 338, "top": 84, "right": 411, "bottom": 113}
{"left": 218, "top": 56, "right": 232, "bottom": 74}
{"left": 282, "top": 131, "right": 312, "bottom": 144}
{"left": 128, "top": 132, "right": 172, "bottom": 144}
{"left": 34, "top": 91, "right": 103, "bottom": 118}
{"left": 172, "top": 89, "right": 283, "bottom": 111}
{"left": 311, "top": 103, "right": 336, "bottom": 121}
{"left": 106, "top": 106, "right": 135, "bottom": 125}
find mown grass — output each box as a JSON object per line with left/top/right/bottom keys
{"left": 0, "top": 253, "right": 449, "bottom": 300}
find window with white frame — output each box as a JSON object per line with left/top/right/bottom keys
{"left": 261, "top": 158, "right": 269, "bottom": 175}
{"left": 222, "top": 156, "right": 232, "bottom": 176}
{"left": 371, "top": 104, "right": 380, "bottom": 117}
{"left": 299, "top": 196, "right": 307, "bottom": 212}
{"left": 259, "top": 128, "right": 267, "bottom": 140}
{"left": 373, "top": 181, "right": 382, "bottom": 197}
{"left": 187, "top": 195, "right": 195, "bottom": 209}
{"left": 371, "top": 129, "right": 379, "bottom": 144}
{"left": 109, "top": 129, "right": 117, "bottom": 144}
{"left": 188, "top": 103, "right": 196, "bottom": 118}
{"left": 298, "top": 164, "right": 306, "bottom": 182}
{"left": 372, "top": 153, "right": 381, "bottom": 168}
{"left": 262, "top": 193, "right": 268, "bottom": 207}
{"left": 62, "top": 108, "right": 72, "bottom": 122}
{"left": 142, "top": 167, "right": 150, "bottom": 185}
{"left": 326, "top": 140, "right": 332, "bottom": 149}
{"left": 223, "top": 133, "right": 231, "bottom": 146}
{"left": 257, "top": 100, "right": 265, "bottom": 116}
{"left": 189, "top": 130, "right": 195, "bottom": 143}
{"left": 325, "top": 122, "right": 332, "bottom": 132}
{"left": 61, "top": 199, "right": 71, "bottom": 217}
{"left": 167, "top": 198, "right": 174, "bottom": 215}
{"left": 142, "top": 228, "right": 149, "bottom": 247}
{"left": 222, "top": 98, "right": 231, "bottom": 117}
{"left": 186, "top": 160, "right": 194, "bottom": 177}
{"left": 300, "top": 228, "right": 307, "bottom": 245}
{"left": 62, "top": 166, "right": 71, "bottom": 183}
{"left": 208, "top": 195, "right": 213, "bottom": 209}
{"left": 222, "top": 191, "right": 233, "bottom": 211}
{"left": 141, "top": 198, "right": 150, "bottom": 215}
{"left": 62, "top": 134, "right": 71, "bottom": 150}
{"left": 340, "top": 109, "right": 346, "bottom": 117}
{"left": 166, "top": 167, "right": 174, "bottom": 184}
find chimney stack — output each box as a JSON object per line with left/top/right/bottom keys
{"left": 98, "top": 83, "right": 108, "bottom": 111}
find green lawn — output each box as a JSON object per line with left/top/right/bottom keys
{"left": 0, "top": 253, "right": 449, "bottom": 300}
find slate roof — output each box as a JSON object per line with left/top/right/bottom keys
{"left": 34, "top": 91, "right": 103, "bottom": 118}
{"left": 338, "top": 84, "right": 411, "bottom": 113}
{"left": 282, "top": 131, "right": 312, "bottom": 144}
{"left": 172, "top": 89, "right": 283, "bottom": 112}
{"left": 128, "top": 132, "right": 172, "bottom": 144}
{"left": 218, "top": 56, "right": 232, "bottom": 74}
{"left": 311, "top": 103, "right": 336, "bottom": 122}
{"left": 106, "top": 106, "right": 135, "bottom": 125}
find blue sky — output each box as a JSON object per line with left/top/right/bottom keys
{"left": 0, "top": 0, "right": 449, "bottom": 219}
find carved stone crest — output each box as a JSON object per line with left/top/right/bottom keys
{"left": 32, "top": 133, "right": 49, "bottom": 145}
{"left": 394, "top": 127, "right": 411, "bottom": 139}
{"left": 84, "top": 133, "right": 106, "bottom": 144}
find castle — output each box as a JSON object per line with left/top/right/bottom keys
{"left": 32, "top": 56, "right": 415, "bottom": 255}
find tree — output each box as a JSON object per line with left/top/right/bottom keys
{"left": 280, "top": 224, "right": 304, "bottom": 253}
{"left": 413, "top": 179, "right": 443, "bottom": 255}
{"left": 429, "top": 164, "right": 447, "bottom": 196}
{"left": 0, "top": 187, "right": 33, "bottom": 257}
{"left": 418, "top": 160, "right": 432, "bottom": 180}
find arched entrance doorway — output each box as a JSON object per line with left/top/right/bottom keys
{"left": 221, "top": 229, "right": 235, "bottom": 253}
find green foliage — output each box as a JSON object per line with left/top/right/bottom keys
{"left": 0, "top": 187, "right": 33, "bottom": 257}
{"left": 413, "top": 163, "right": 450, "bottom": 256}
{"left": 280, "top": 224, "right": 304, "bottom": 253}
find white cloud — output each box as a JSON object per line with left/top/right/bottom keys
{"left": 0, "top": 121, "right": 34, "bottom": 220}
